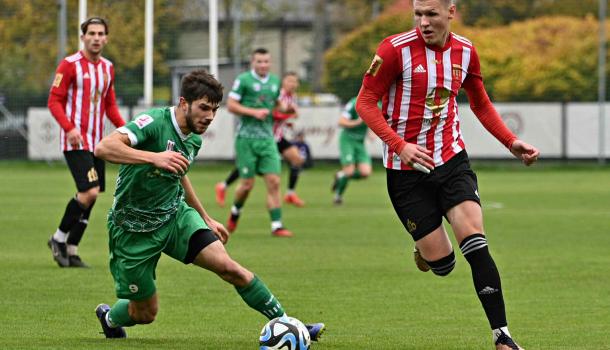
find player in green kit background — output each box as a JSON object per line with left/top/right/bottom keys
{"left": 225, "top": 48, "right": 293, "bottom": 237}
{"left": 331, "top": 96, "right": 376, "bottom": 205}
{"left": 93, "top": 69, "right": 324, "bottom": 340}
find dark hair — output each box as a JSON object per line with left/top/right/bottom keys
{"left": 80, "top": 17, "right": 108, "bottom": 35}
{"left": 252, "top": 47, "right": 269, "bottom": 56}
{"left": 180, "top": 69, "right": 224, "bottom": 105}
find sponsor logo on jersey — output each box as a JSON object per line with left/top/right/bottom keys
{"left": 253, "top": 83, "right": 261, "bottom": 92}
{"left": 134, "top": 114, "right": 154, "bottom": 129}
{"left": 366, "top": 55, "right": 384, "bottom": 76}
{"left": 52, "top": 73, "right": 63, "bottom": 88}
{"left": 166, "top": 140, "right": 175, "bottom": 151}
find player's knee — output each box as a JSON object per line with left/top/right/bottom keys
{"left": 132, "top": 305, "right": 158, "bottom": 324}
{"left": 78, "top": 187, "right": 99, "bottom": 206}
{"left": 240, "top": 180, "right": 255, "bottom": 192}
{"left": 292, "top": 156, "right": 305, "bottom": 167}
{"left": 426, "top": 250, "right": 456, "bottom": 277}
{"left": 216, "top": 260, "right": 248, "bottom": 285}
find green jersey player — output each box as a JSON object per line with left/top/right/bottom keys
{"left": 332, "top": 96, "right": 376, "bottom": 204}
{"left": 225, "top": 48, "right": 293, "bottom": 237}
{"left": 93, "top": 69, "right": 324, "bottom": 341}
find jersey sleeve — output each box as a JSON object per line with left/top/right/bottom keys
{"left": 362, "top": 39, "right": 402, "bottom": 96}
{"left": 105, "top": 66, "right": 126, "bottom": 128}
{"left": 462, "top": 47, "right": 516, "bottom": 149}
{"left": 117, "top": 113, "right": 158, "bottom": 147}
{"left": 228, "top": 75, "right": 246, "bottom": 101}
{"left": 47, "top": 60, "right": 76, "bottom": 132}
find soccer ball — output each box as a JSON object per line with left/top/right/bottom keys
{"left": 259, "top": 316, "right": 310, "bottom": 350}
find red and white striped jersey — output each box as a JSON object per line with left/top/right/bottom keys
{"left": 362, "top": 28, "right": 481, "bottom": 170}
{"left": 48, "top": 51, "right": 125, "bottom": 152}
{"left": 272, "top": 89, "right": 298, "bottom": 141}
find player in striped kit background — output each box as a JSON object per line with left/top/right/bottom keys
{"left": 47, "top": 17, "right": 125, "bottom": 268}
{"left": 356, "top": 0, "right": 539, "bottom": 349}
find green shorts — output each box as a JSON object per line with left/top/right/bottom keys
{"left": 339, "top": 133, "right": 371, "bottom": 166}
{"left": 235, "top": 137, "right": 281, "bottom": 178}
{"left": 107, "top": 201, "right": 209, "bottom": 300}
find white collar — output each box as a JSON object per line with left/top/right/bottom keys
{"left": 250, "top": 69, "right": 270, "bottom": 83}
{"left": 170, "top": 106, "right": 189, "bottom": 141}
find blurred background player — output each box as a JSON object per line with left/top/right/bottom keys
{"left": 215, "top": 72, "right": 306, "bottom": 207}
{"left": 331, "top": 96, "right": 375, "bottom": 205}
{"left": 47, "top": 17, "right": 125, "bottom": 268}
{"left": 92, "top": 69, "right": 324, "bottom": 341}
{"left": 224, "top": 48, "right": 293, "bottom": 237}
{"left": 356, "top": 0, "right": 539, "bottom": 348}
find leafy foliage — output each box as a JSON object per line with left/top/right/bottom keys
{"left": 324, "top": 13, "right": 610, "bottom": 102}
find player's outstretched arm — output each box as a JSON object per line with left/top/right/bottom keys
{"left": 95, "top": 131, "right": 189, "bottom": 174}
{"left": 510, "top": 139, "right": 540, "bottom": 166}
{"left": 180, "top": 176, "right": 229, "bottom": 244}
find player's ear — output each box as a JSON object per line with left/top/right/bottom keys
{"left": 448, "top": 4, "right": 456, "bottom": 20}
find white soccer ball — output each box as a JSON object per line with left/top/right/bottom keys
{"left": 259, "top": 316, "right": 311, "bottom": 350}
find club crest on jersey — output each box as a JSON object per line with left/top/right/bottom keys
{"left": 253, "top": 83, "right": 261, "bottom": 92}
{"left": 134, "top": 114, "right": 154, "bottom": 129}
{"left": 52, "top": 73, "right": 63, "bottom": 88}
{"left": 366, "top": 55, "right": 383, "bottom": 76}
{"left": 425, "top": 88, "right": 451, "bottom": 120}
{"left": 166, "top": 140, "right": 176, "bottom": 151}
{"left": 452, "top": 64, "right": 462, "bottom": 81}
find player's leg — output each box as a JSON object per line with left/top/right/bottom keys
{"left": 353, "top": 144, "right": 372, "bottom": 179}
{"left": 441, "top": 153, "right": 523, "bottom": 349}
{"left": 333, "top": 163, "right": 354, "bottom": 205}
{"left": 215, "top": 167, "right": 239, "bottom": 207}
{"left": 259, "top": 139, "right": 291, "bottom": 236}
{"left": 96, "top": 221, "right": 165, "bottom": 338}
{"left": 189, "top": 232, "right": 324, "bottom": 340}
{"left": 280, "top": 141, "right": 305, "bottom": 207}
{"left": 386, "top": 167, "right": 457, "bottom": 275}
{"left": 49, "top": 151, "right": 99, "bottom": 267}
{"left": 228, "top": 177, "right": 254, "bottom": 232}
{"left": 227, "top": 138, "right": 257, "bottom": 232}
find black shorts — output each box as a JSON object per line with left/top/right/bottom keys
{"left": 276, "top": 137, "right": 293, "bottom": 154}
{"left": 64, "top": 150, "right": 105, "bottom": 192}
{"left": 386, "top": 150, "right": 480, "bottom": 241}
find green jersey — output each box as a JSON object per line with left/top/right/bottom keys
{"left": 340, "top": 97, "right": 369, "bottom": 142}
{"left": 229, "top": 70, "right": 281, "bottom": 139}
{"left": 110, "top": 107, "right": 201, "bottom": 232}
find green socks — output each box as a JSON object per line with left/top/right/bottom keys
{"left": 108, "top": 299, "right": 136, "bottom": 327}
{"left": 236, "top": 276, "right": 285, "bottom": 320}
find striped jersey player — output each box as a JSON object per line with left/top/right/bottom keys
{"left": 356, "top": 1, "right": 539, "bottom": 349}
{"left": 46, "top": 17, "right": 125, "bottom": 269}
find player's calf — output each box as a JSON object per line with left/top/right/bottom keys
{"left": 424, "top": 250, "right": 456, "bottom": 277}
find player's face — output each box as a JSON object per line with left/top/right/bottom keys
{"left": 183, "top": 97, "right": 220, "bottom": 135}
{"left": 282, "top": 75, "right": 299, "bottom": 93}
{"left": 81, "top": 23, "right": 107, "bottom": 55}
{"left": 252, "top": 53, "right": 271, "bottom": 77}
{"left": 413, "top": 0, "right": 455, "bottom": 48}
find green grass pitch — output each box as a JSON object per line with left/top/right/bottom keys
{"left": 0, "top": 161, "right": 609, "bottom": 349}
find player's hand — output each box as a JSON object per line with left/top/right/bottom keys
{"left": 398, "top": 143, "right": 434, "bottom": 173}
{"left": 66, "top": 128, "right": 83, "bottom": 149}
{"left": 510, "top": 139, "right": 539, "bottom": 166}
{"left": 252, "top": 108, "right": 270, "bottom": 120}
{"left": 152, "top": 151, "right": 190, "bottom": 174}
{"left": 206, "top": 218, "right": 229, "bottom": 244}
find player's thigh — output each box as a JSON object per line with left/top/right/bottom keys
{"left": 281, "top": 145, "right": 303, "bottom": 166}
{"left": 64, "top": 150, "right": 100, "bottom": 192}
{"left": 93, "top": 154, "right": 106, "bottom": 192}
{"left": 438, "top": 153, "right": 482, "bottom": 241}
{"left": 339, "top": 136, "right": 356, "bottom": 166}
{"left": 235, "top": 138, "right": 257, "bottom": 179}
{"left": 255, "top": 138, "right": 282, "bottom": 175}
{"left": 354, "top": 144, "right": 372, "bottom": 171}
{"left": 108, "top": 221, "right": 164, "bottom": 301}
{"left": 415, "top": 224, "right": 453, "bottom": 261}
{"left": 386, "top": 168, "right": 443, "bottom": 241}
{"left": 163, "top": 202, "right": 211, "bottom": 263}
